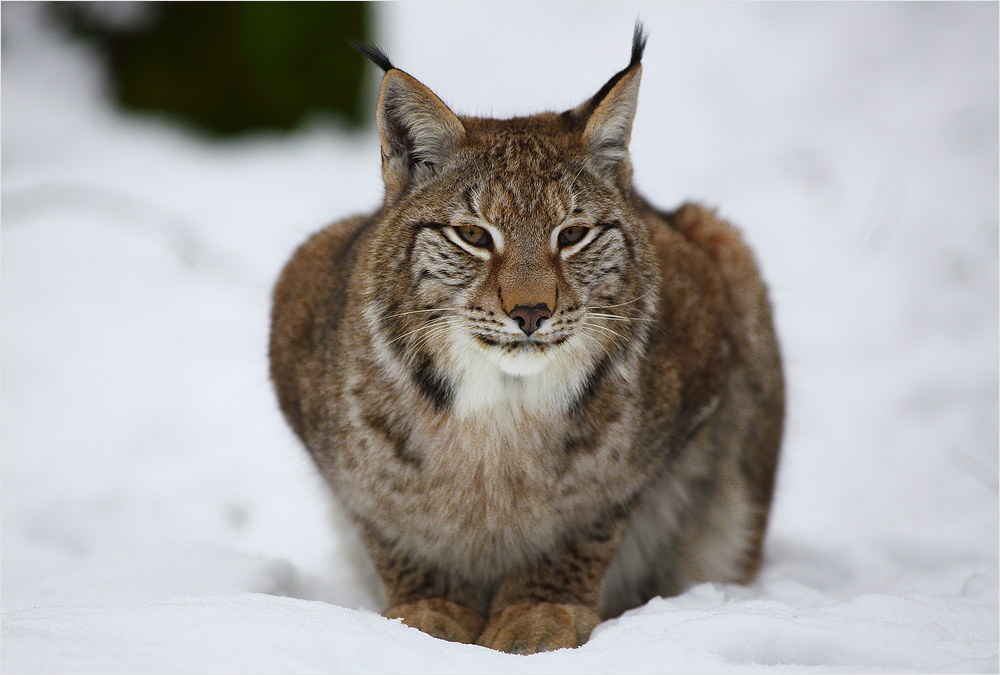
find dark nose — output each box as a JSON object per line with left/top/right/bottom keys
{"left": 509, "top": 303, "right": 551, "bottom": 336}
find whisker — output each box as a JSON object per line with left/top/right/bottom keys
{"left": 410, "top": 322, "right": 459, "bottom": 347}
{"left": 580, "top": 321, "right": 629, "bottom": 346}
{"left": 406, "top": 331, "right": 455, "bottom": 359}
{"left": 589, "top": 288, "right": 657, "bottom": 311}
{"left": 590, "top": 314, "right": 668, "bottom": 339}
{"left": 587, "top": 312, "right": 659, "bottom": 324}
{"left": 389, "top": 317, "right": 464, "bottom": 345}
{"left": 383, "top": 306, "right": 462, "bottom": 320}
{"left": 567, "top": 162, "right": 590, "bottom": 191}
{"left": 400, "top": 323, "right": 463, "bottom": 362}
{"left": 579, "top": 325, "right": 624, "bottom": 363}
{"left": 581, "top": 319, "right": 627, "bottom": 337}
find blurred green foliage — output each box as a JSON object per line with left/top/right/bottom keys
{"left": 51, "top": 1, "right": 373, "bottom": 136}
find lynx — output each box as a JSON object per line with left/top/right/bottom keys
{"left": 269, "top": 24, "right": 783, "bottom": 654}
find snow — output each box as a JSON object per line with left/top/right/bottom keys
{"left": 2, "top": 2, "right": 997, "bottom": 672}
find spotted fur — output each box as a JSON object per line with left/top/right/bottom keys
{"left": 270, "top": 23, "right": 783, "bottom": 653}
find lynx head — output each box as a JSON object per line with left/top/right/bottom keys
{"left": 360, "top": 24, "right": 660, "bottom": 413}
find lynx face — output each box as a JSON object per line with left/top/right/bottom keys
{"left": 359, "top": 53, "right": 660, "bottom": 418}
{"left": 365, "top": 139, "right": 656, "bottom": 416}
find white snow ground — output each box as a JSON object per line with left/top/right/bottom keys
{"left": 2, "top": 2, "right": 997, "bottom": 672}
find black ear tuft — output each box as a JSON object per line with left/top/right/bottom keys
{"left": 349, "top": 41, "right": 395, "bottom": 73}
{"left": 630, "top": 19, "right": 648, "bottom": 68}
{"left": 582, "top": 20, "right": 648, "bottom": 115}
{"left": 572, "top": 20, "right": 646, "bottom": 180}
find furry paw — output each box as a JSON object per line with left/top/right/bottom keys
{"left": 478, "top": 602, "right": 600, "bottom": 653}
{"left": 384, "top": 598, "right": 486, "bottom": 644}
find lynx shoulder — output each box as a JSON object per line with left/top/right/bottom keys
{"left": 269, "top": 23, "right": 783, "bottom": 653}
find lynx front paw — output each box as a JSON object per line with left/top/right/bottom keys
{"left": 478, "top": 602, "right": 601, "bottom": 654}
{"left": 384, "top": 598, "right": 486, "bottom": 644}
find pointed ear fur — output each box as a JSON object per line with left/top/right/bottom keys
{"left": 376, "top": 70, "right": 465, "bottom": 200}
{"left": 581, "top": 65, "right": 641, "bottom": 178}
{"left": 572, "top": 20, "right": 647, "bottom": 183}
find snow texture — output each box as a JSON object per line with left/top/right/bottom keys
{"left": 2, "top": 2, "right": 997, "bottom": 672}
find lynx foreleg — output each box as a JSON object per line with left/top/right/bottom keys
{"left": 479, "top": 513, "right": 628, "bottom": 653}
{"left": 361, "top": 524, "right": 487, "bottom": 644}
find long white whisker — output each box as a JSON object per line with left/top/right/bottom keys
{"left": 410, "top": 323, "right": 459, "bottom": 350}
{"left": 587, "top": 312, "right": 658, "bottom": 324}
{"left": 567, "top": 162, "right": 590, "bottom": 190}
{"left": 390, "top": 318, "right": 464, "bottom": 345}
{"left": 399, "top": 323, "right": 463, "bottom": 362}
{"left": 581, "top": 321, "right": 628, "bottom": 345}
{"left": 589, "top": 288, "right": 656, "bottom": 311}
{"left": 383, "top": 306, "right": 462, "bottom": 320}
{"left": 579, "top": 324, "right": 624, "bottom": 362}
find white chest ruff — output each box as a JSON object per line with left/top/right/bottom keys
{"left": 441, "top": 323, "right": 596, "bottom": 420}
{"left": 374, "top": 328, "right": 606, "bottom": 574}
{"left": 356, "top": 319, "right": 623, "bottom": 575}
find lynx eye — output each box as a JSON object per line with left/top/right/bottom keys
{"left": 558, "top": 226, "right": 590, "bottom": 248}
{"left": 455, "top": 225, "right": 492, "bottom": 249}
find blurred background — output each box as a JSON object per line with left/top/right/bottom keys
{"left": 2, "top": 2, "right": 997, "bottom": 671}
{"left": 43, "top": 1, "right": 374, "bottom": 135}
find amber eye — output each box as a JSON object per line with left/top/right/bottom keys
{"left": 558, "top": 226, "right": 589, "bottom": 248}
{"left": 455, "top": 225, "right": 492, "bottom": 249}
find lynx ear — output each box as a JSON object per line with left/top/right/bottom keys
{"left": 376, "top": 69, "right": 465, "bottom": 200}
{"left": 575, "top": 22, "right": 647, "bottom": 181}
{"left": 582, "top": 67, "right": 641, "bottom": 175}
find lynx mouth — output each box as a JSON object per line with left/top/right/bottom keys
{"left": 464, "top": 332, "right": 560, "bottom": 376}
{"left": 473, "top": 334, "right": 565, "bottom": 351}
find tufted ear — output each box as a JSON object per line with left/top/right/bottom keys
{"left": 581, "top": 66, "right": 641, "bottom": 178}
{"left": 572, "top": 21, "right": 647, "bottom": 182}
{"left": 375, "top": 68, "right": 466, "bottom": 201}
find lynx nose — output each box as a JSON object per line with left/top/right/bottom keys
{"left": 509, "top": 303, "right": 551, "bottom": 336}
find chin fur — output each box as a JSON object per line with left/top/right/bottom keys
{"left": 443, "top": 326, "right": 595, "bottom": 418}
{"left": 486, "top": 344, "right": 554, "bottom": 377}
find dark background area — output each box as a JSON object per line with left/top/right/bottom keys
{"left": 48, "top": 1, "right": 373, "bottom": 136}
